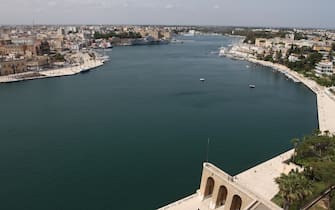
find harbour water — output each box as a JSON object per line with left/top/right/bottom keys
{"left": 0, "top": 36, "right": 317, "bottom": 210}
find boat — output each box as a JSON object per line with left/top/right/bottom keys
{"left": 98, "top": 42, "right": 113, "bottom": 49}
{"left": 100, "top": 55, "right": 110, "bottom": 62}
{"left": 183, "top": 30, "right": 196, "bottom": 36}
{"left": 80, "top": 68, "right": 90, "bottom": 73}
{"left": 219, "top": 47, "right": 226, "bottom": 56}
{"left": 171, "top": 39, "right": 184, "bottom": 44}
{"left": 246, "top": 65, "right": 250, "bottom": 68}
{"left": 249, "top": 84, "right": 256, "bottom": 88}
{"left": 96, "top": 55, "right": 110, "bottom": 63}
{"left": 200, "top": 78, "right": 205, "bottom": 82}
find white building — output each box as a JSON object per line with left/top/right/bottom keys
{"left": 288, "top": 54, "right": 301, "bottom": 62}
{"left": 315, "top": 61, "right": 334, "bottom": 76}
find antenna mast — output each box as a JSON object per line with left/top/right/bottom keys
{"left": 206, "top": 138, "right": 210, "bottom": 162}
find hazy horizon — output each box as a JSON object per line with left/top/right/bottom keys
{"left": 1, "top": 0, "right": 335, "bottom": 28}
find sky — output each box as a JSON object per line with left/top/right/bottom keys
{"left": 1, "top": 0, "right": 334, "bottom": 28}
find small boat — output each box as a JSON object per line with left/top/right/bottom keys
{"left": 80, "top": 68, "right": 90, "bottom": 73}
{"left": 246, "top": 65, "right": 250, "bottom": 68}
{"left": 249, "top": 84, "right": 256, "bottom": 88}
{"left": 219, "top": 47, "right": 226, "bottom": 56}
{"left": 200, "top": 78, "right": 205, "bottom": 82}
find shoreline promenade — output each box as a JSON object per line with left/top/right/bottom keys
{"left": 246, "top": 58, "right": 335, "bottom": 135}
{"left": 0, "top": 59, "right": 104, "bottom": 84}
{"left": 223, "top": 47, "right": 335, "bottom": 135}
{"left": 159, "top": 44, "right": 335, "bottom": 210}
{"left": 235, "top": 149, "right": 299, "bottom": 200}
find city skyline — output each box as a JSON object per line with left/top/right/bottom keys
{"left": 1, "top": 0, "right": 335, "bottom": 28}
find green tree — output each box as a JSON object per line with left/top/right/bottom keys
{"left": 294, "top": 32, "right": 307, "bottom": 40}
{"left": 274, "top": 133, "right": 335, "bottom": 209}
{"left": 276, "top": 170, "right": 313, "bottom": 209}
{"left": 276, "top": 50, "right": 283, "bottom": 63}
{"left": 264, "top": 54, "right": 274, "bottom": 62}
{"left": 291, "top": 138, "right": 300, "bottom": 162}
{"left": 54, "top": 53, "right": 65, "bottom": 62}
{"left": 312, "top": 128, "right": 321, "bottom": 136}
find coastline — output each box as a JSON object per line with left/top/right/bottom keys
{"left": 158, "top": 54, "right": 330, "bottom": 208}
{"left": 222, "top": 49, "right": 335, "bottom": 135}
{"left": 0, "top": 59, "right": 104, "bottom": 84}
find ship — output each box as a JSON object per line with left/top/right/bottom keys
{"left": 80, "top": 68, "right": 90, "bottom": 73}
{"left": 249, "top": 84, "right": 256, "bottom": 88}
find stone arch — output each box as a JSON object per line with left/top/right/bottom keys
{"left": 204, "top": 177, "right": 215, "bottom": 198}
{"left": 230, "top": 195, "right": 242, "bottom": 210}
{"left": 215, "top": 185, "right": 228, "bottom": 207}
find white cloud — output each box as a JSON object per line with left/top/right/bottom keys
{"left": 213, "top": 5, "right": 220, "bottom": 9}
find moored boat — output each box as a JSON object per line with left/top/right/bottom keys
{"left": 80, "top": 68, "right": 90, "bottom": 73}
{"left": 219, "top": 47, "right": 226, "bottom": 56}
{"left": 249, "top": 84, "right": 256, "bottom": 88}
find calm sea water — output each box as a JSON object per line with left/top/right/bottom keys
{"left": 0, "top": 36, "right": 317, "bottom": 210}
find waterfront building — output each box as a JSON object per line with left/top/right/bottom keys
{"left": 0, "top": 58, "right": 27, "bottom": 76}
{"left": 57, "top": 28, "right": 65, "bottom": 36}
{"left": 162, "top": 31, "right": 173, "bottom": 40}
{"left": 26, "top": 56, "right": 50, "bottom": 71}
{"left": 48, "top": 38, "right": 63, "bottom": 51}
{"left": 293, "top": 39, "right": 314, "bottom": 48}
{"left": 313, "top": 45, "right": 332, "bottom": 52}
{"left": 147, "top": 29, "right": 161, "bottom": 40}
{"left": 0, "top": 43, "right": 37, "bottom": 57}
{"left": 288, "top": 54, "right": 301, "bottom": 62}
{"left": 315, "top": 60, "right": 334, "bottom": 76}
{"left": 255, "top": 38, "right": 267, "bottom": 48}
{"left": 11, "top": 37, "right": 35, "bottom": 45}
{"left": 0, "top": 44, "right": 25, "bottom": 55}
